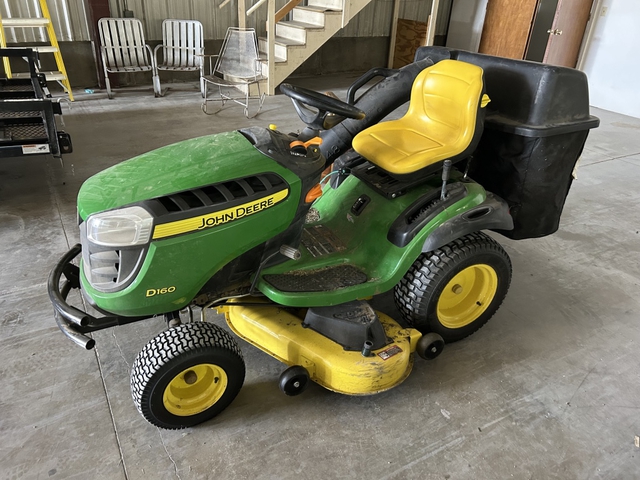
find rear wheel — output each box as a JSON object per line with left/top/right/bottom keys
{"left": 395, "top": 232, "right": 511, "bottom": 343}
{"left": 130, "top": 322, "right": 245, "bottom": 429}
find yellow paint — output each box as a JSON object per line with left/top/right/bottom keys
{"left": 0, "top": 0, "right": 74, "bottom": 100}
{"left": 39, "top": 0, "right": 73, "bottom": 101}
{"left": 352, "top": 60, "right": 486, "bottom": 175}
{"left": 0, "top": 11, "right": 9, "bottom": 79}
{"left": 436, "top": 264, "right": 498, "bottom": 328}
{"left": 145, "top": 286, "right": 176, "bottom": 297}
{"left": 225, "top": 303, "right": 423, "bottom": 395}
{"left": 152, "top": 189, "right": 288, "bottom": 240}
{"left": 163, "top": 363, "right": 228, "bottom": 416}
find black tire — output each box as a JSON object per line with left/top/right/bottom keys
{"left": 279, "top": 366, "right": 310, "bottom": 396}
{"left": 394, "top": 232, "right": 511, "bottom": 343}
{"left": 130, "top": 322, "right": 245, "bottom": 429}
{"left": 416, "top": 332, "right": 445, "bottom": 360}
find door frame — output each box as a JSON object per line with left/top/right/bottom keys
{"left": 575, "top": 0, "right": 605, "bottom": 70}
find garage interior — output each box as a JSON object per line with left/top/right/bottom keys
{"left": 1, "top": 0, "right": 639, "bottom": 478}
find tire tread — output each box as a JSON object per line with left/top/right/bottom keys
{"left": 130, "top": 322, "right": 243, "bottom": 429}
{"left": 394, "top": 232, "right": 512, "bottom": 341}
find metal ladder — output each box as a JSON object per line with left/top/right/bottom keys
{"left": 0, "top": 0, "right": 73, "bottom": 101}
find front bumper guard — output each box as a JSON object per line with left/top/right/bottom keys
{"left": 48, "top": 244, "right": 151, "bottom": 349}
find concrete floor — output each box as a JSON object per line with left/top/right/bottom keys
{"left": 1, "top": 79, "right": 639, "bottom": 480}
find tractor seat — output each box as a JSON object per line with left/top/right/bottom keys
{"left": 352, "top": 59, "right": 490, "bottom": 178}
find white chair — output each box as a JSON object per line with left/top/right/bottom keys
{"left": 154, "top": 19, "right": 205, "bottom": 97}
{"left": 202, "top": 27, "right": 266, "bottom": 118}
{"left": 98, "top": 18, "right": 159, "bottom": 98}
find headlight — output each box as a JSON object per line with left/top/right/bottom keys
{"left": 86, "top": 206, "right": 153, "bottom": 247}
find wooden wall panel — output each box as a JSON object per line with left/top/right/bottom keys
{"left": 479, "top": 0, "right": 538, "bottom": 59}
{"left": 391, "top": 18, "right": 428, "bottom": 68}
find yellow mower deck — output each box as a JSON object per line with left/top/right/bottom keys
{"left": 223, "top": 305, "right": 423, "bottom": 395}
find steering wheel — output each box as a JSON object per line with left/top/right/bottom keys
{"left": 280, "top": 83, "right": 365, "bottom": 130}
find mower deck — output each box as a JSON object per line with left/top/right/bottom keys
{"left": 224, "top": 304, "right": 421, "bottom": 395}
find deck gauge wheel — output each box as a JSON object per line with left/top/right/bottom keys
{"left": 279, "top": 365, "right": 310, "bottom": 396}
{"left": 416, "top": 332, "right": 445, "bottom": 360}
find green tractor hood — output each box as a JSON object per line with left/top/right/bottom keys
{"left": 78, "top": 131, "right": 263, "bottom": 220}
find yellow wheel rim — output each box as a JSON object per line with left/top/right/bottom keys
{"left": 163, "top": 363, "right": 228, "bottom": 417}
{"left": 436, "top": 264, "right": 498, "bottom": 329}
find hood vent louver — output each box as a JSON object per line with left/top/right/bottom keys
{"left": 147, "top": 173, "right": 285, "bottom": 216}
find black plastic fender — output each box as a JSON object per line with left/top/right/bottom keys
{"left": 421, "top": 193, "right": 514, "bottom": 253}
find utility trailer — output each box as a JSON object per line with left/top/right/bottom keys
{"left": 0, "top": 48, "right": 71, "bottom": 159}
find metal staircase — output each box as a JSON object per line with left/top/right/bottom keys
{"left": 0, "top": 0, "right": 73, "bottom": 101}
{"left": 238, "top": 0, "right": 373, "bottom": 94}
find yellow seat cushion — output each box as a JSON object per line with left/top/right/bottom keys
{"left": 352, "top": 60, "right": 488, "bottom": 175}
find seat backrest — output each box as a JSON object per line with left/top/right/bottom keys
{"left": 160, "top": 19, "right": 204, "bottom": 68}
{"left": 98, "top": 18, "right": 150, "bottom": 68}
{"left": 352, "top": 59, "right": 488, "bottom": 177}
{"left": 215, "top": 27, "right": 261, "bottom": 79}
{"left": 405, "top": 59, "right": 486, "bottom": 163}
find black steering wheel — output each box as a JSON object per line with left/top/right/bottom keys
{"left": 280, "top": 83, "right": 365, "bottom": 130}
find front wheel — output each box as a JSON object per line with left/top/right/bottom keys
{"left": 394, "top": 232, "right": 512, "bottom": 343}
{"left": 130, "top": 322, "right": 245, "bottom": 429}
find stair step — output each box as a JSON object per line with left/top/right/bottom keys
{"left": 259, "top": 36, "right": 305, "bottom": 62}
{"left": 3, "top": 45, "right": 58, "bottom": 53}
{"left": 296, "top": 5, "right": 343, "bottom": 13}
{"left": 259, "top": 35, "right": 305, "bottom": 48}
{"left": 13, "top": 71, "right": 66, "bottom": 81}
{"left": 292, "top": 6, "right": 341, "bottom": 26}
{"left": 307, "top": 0, "right": 343, "bottom": 11}
{"left": 279, "top": 19, "right": 326, "bottom": 30}
{"left": 259, "top": 54, "right": 287, "bottom": 64}
{"left": 2, "top": 17, "right": 51, "bottom": 28}
{"left": 291, "top": 8, "right": 325, "bottom": 27}
{"left": 276, "top": 20, "right": 324, "bottom": 44}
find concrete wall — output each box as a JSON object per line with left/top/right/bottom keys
{"left": 581, "top": 0, "right": 640, "bottom": 118}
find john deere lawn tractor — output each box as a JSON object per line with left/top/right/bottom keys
{"left": 49, "top": 47, "right": 599, "bottom": 429}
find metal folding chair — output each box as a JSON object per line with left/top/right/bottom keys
{"left": 98, "top": 18, "right": 159, "bottom": 98}
{"left": 154, "top": 19, "right": 205, "bottom": 97}
{"left": 202, "top": 27, "right": 266, "bottom": 118}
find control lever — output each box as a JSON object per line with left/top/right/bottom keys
{"left": 440, "top": 159, "right": 452, "bottom": 201}
{"left": 280, "top": 245, "right": 301, "bottom": 260}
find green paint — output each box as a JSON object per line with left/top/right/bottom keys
{"left": 78, "top": 131, "right": 270, "bottom": 219}
{"left": 79, "top": 132, "right": 302, "bottom": 316}
{"left": 77, "top": 128, "right": 487, "bottom": 316}
{"left": 257, "top": 174, "right": 486, "bottom": 307}
{"left": 81, "top": 188, "right": 298, "bottom": 316}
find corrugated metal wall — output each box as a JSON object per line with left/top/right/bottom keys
{"left": 0, "top": 0, "right": 451, "bottom": 42}
{"left": 107, "top": 0, "right": 451, "bottom": 40}
{"left": 340, "top": 0, "right": 451, "bottom": 38}
{"left": 1, "top": 0, "right": 89, "bottom": 42}
{"left": 107, "top": 0, "right": 240, "bottom": 40}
